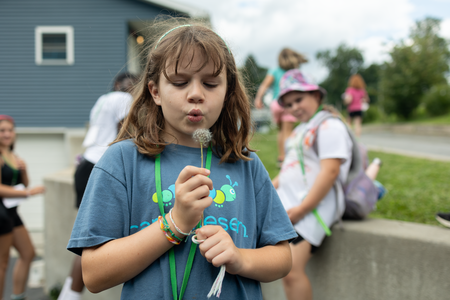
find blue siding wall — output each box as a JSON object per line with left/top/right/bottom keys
{"left": 0, "top": 0, "right": 179, "bottom": 127}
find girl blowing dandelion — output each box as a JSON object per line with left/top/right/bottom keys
{"left": 67, "top": 19, "right": 296, "bottom": 299}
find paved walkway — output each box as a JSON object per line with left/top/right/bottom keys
{"left": 360, "top": 131, "right": 450, "bottom": 161}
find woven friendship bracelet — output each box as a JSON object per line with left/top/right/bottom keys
{"left": 158, "top": 216, "right": 182, "bottom": 245}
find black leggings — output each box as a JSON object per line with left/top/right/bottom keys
{"left": 74, "top": 159, "right": 95, "bottom": 208}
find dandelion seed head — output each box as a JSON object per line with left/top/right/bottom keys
{"left": 193, "top": 129, "right": 212, "bottom": 145}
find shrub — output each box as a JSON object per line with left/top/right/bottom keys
{"left": 423, "top": 84, "right": 450, "bottom": 116}
{"left": 363, "top": 104, "right": 383, "bottom": 123}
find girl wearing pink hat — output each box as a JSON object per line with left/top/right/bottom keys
{"left": 272, "top": 70, "right": 353, "bottom": 300}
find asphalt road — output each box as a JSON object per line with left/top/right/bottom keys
{"left": 360, "top": 131, "right": 450, "bottom": 161}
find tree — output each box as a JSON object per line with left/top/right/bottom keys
{"left": 316, "top": 44, "right": 364, "bottom": 107}
{"left": 239, "top": 55, "right": 268, "bottom": 102}
{"left": 380, "top": 17, "right": 450, "bottom": 119}
{"left": 359, "top": 63, "right": 381, "bottom": 104}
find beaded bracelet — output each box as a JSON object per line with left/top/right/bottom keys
{"left": 158, "top": 216, "right": 183, "bottom": 245}
{"left": 168, "top": 208, "right": 191, "bottom": 236}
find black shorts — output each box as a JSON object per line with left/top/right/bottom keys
{"left": 3, "top": 206, "right": 24, "bottom": 232}
{"left": 349, "top": 110, "right": 363, "bottom": 118}
{"left": 0, "top": 200, "right": 12, "bottom": 235}
{"left": 74, "top": 158, "right": 95, "bottom": 209}
{"left": 291, "top": 233, "right": 319, "bottom": 254}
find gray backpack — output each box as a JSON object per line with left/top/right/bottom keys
{"left": 311, "top": 112, "right": 378, "bottom": 220}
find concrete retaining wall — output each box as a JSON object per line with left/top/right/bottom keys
{"left": 44, "top": 169, "right": 450, "bottom": 300}
{"left": 262, "top": 219, "right": 450, "bottom": 300}
{"left": 43, "top": 168, "right": 121, "bottom": 300}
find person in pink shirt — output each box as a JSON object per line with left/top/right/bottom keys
{"left": 344, "top": 74, "right": 369, "bottom": 137}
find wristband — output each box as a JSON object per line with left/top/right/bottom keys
{"left": 158, "top": 216, "right": 183, "bottom": 244}
{"left": 168, "top": 208, "right": 191, "bottom": 236}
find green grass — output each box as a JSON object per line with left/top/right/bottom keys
{"left": 251, "top": 131, "right": 450, "bottom": 226}
{"left": 408, "top": 113, "right": 450, "bottom": 125}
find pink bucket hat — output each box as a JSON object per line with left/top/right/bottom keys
{"left": 277, "top": 69, "right": 326, "bottom": 106}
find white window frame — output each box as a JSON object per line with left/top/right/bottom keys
{"left": 35, "top": 26, "right": 74, "bottom": 66}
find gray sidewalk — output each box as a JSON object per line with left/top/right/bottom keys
{"left": 4, "top": 258, "right": 50, "bottom": 300}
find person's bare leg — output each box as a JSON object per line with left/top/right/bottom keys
{"left": 276, "top": 124, "right": 284, "bottom": 162}
{"left": 346, "top": 115, "right": 352, "bottom": 127}
{"left": 353, "top": 116, "right": 362, "bottom": 137}
{"left": 11, "top": 225, "right": 35, "bottom": 295}
{"left": 70, "top": 256, "right": 84, "bottom": 292}
{"left": 282, "top": 240, "right": 313, "bottom": 300}
{"left": 366, "top": 158, "right": 382, "bottom": 180}
{"left": 0, "top": 233, "right": 13, "bottom": 297}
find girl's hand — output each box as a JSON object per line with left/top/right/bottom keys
{"left": 17, "top": 158, "right": 27, "bottom": 171}
{"left": 286, "top": 206, "right": 304, "bottom": 224}
{"left": 196, "top": 225, "right": 244, "bottom": 275}
{"left": 254, "top": 97, "right": 264, "bottom": 109}
{"left": 172, "top": 166, "right": 213, "bottom": 233}
{"left": 27, "top": 185, "right": 45, "bottom": 196}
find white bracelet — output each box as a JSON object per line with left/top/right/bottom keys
{"left": 168, "top": 208, "right": 190, "bottom": 236}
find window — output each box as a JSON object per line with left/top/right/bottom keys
{"left": 35, "top": 26, "right": 74, "bottom": 65}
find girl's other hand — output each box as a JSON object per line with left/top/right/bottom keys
{"left": 16, "top": 158, "right": 27, "bottom": 170}
{"left": 196, "top": 225, "right": 244, "bottom": 275}
{"left": 173, "top": 166, "right": 213, "bottom": 232}
{"left": 28, "top": 185, "right": 45, "bottom": 196}
{"left": 286, "top": 206, "right": 304, "bottom": 224}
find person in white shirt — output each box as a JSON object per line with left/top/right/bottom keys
{"left": 57, "top": 72, "right": 136, "bottom": 300}
{"left": 271, "top": 69, "right": 353, "bottom": 300}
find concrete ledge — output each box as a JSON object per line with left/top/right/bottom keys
{"left": 262, "top": 219, "right": 450, "bottom": 300}
{"left": 363, "top": 124, "right": 450, "bottom": 137}
{"left": 44, "top": 168, "right": 121, "bottom": 300}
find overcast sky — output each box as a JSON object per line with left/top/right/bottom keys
{"left": 175, "top": 0, "right": 450, "bottom": 83}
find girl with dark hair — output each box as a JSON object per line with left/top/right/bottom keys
{"left": 0, "top": 115, "right": 45, "bottom": 300}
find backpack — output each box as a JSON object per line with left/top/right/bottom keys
{"left": 310, "top": 112, "right": 378, "bottom": 220}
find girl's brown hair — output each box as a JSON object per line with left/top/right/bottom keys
{"left": 114, "top": 19, "right": 255, "bottom": 163}
{"left": 0, "top": 118, "right": 15, "bottom": 152}
{"left": 278, "top": 48, "right": 308, "bottom": 70}
{"left": 348, "top": 74, "right": 366, "bottom": 89}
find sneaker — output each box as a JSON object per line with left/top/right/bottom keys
{"left": 436, "top": 212, "right": 450, "bottom": 228}
{"left": 373, "top": 180, "right": 387, "bottom": 200}
{"left": 372, "top": 157, "right": 382, "bottom": 166}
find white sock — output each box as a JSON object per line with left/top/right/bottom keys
{"left": 10, "top": 293, "right": 26, "bottom": 300}
{"left": 64, "top": 288, "right": 81, "bottom": 300}
{"left": 57, "top": 277, "right": 73, "bottom": 300}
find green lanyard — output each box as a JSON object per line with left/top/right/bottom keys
{"left": 1, "top": 154, "right": 18, "bottom": 185}
{"left": 155, "top": 146, "right": 212, "bottom": 300}
{"left": 295, "top": 106, "right": 332, "bottom": 236}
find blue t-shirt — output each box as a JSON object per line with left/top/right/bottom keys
{"left": 268, "top": 67, "right": 286, "bottom": 99}
{"left": 68, "top": 140, "right": 297, "bottom": 300}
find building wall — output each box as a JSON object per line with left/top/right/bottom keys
{"left": 14, "top": 129, "right": 85, "bottom": 233}
{"left": 0, "top": 0, "right": 167, "bottom": 127}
